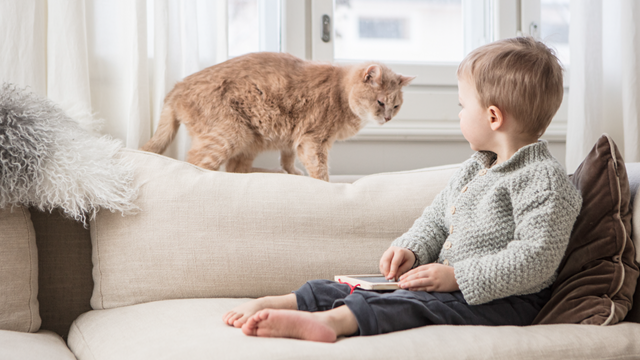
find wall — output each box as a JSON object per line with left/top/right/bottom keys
{"left": 254, "top": 139, "right": 567, "bottom": 176}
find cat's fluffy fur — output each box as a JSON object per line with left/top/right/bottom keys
{"left": 141, "top": 52, "right": 414, "bottom": 180}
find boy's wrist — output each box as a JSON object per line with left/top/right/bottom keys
{"left": 408, "top": 249, "right": 419, "bottom": 268}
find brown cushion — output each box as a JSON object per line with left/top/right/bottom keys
{"left": 0, "top": 206, "right": 40, "bottom": 332}
{"left": 534, "top": 134, "right": 640, "bottom": 325}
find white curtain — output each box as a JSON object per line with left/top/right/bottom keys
{"left": 566, "top": 0, "right": 640, "bottom": 172}
{"left": 0, "top": 0, "right": 228, "bottom": 161}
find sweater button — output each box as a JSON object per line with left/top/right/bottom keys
{"left": 449, "top": 225, "right": 454, "bottom": 234}
{"left": 443, "top": 259, "right": 450, "bottom": 266}
{"left": 444, "top": 241, "right": 452, "bottom": 249}
{"left": 461, "top": 186, "right": 468, "bottom": 193}
{"left": 450, "top": 206, "right": 456, "bottom": 214}
{"left": 479, "top": 169, "right": 487, "bottom": 176}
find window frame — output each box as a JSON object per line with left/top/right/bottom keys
{"left": 281, "top": 0, "right": 568, "bottom": 142}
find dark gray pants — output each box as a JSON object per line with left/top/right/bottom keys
{"left": 294, "top": 280, "right": 551, "bottom": 336}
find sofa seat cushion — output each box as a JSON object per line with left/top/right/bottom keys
{"left": 67, "top": 298, "right": 640, "bottom": 360}
{"left": 0, "top": 329, "right": 76, "bottom": 360}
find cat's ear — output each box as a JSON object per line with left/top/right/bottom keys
{"left": 399, "top": 75, "right": 416, "bottom": 87}
{"left": 363, "top": 65, "right": 382, "bottom": 86}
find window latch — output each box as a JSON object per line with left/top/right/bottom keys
{"left": 322, "top": 14, "right": 331, "bottom": 43}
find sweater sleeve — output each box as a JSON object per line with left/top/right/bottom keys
{"left": 454, "top": 183, "right": 582, "bottom": 305}
{"left": 390, "top": 185, "right": 450, "bottom": 266}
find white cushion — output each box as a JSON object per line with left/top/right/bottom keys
{"left": 68, "top": 298, "right": 640, "bottom": 360}
{"left": 90, "top": 149, "right": 459, "bottom": 310}
{"left": 0, "top": 329, "right": 76, "bottom": 360}
{"left": 0, "top": 206, "right": 40, "bottom": 332}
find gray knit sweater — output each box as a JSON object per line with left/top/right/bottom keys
{"left": 391, "top": 141, "right": 582, "bottom": 305}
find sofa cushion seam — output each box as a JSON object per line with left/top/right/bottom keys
{"left": 22, "top": 206, "right": 36, "bottom": 332}
{"left": 71, "top": 321, "right": 98, "bottom": 360}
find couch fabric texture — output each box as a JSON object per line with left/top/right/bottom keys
{"left": 68, "top": 298, "right": 640, "bottom": 360}
{"left": 534, "top": 135, "right": 639, "bottom": 325}
{"left": 0, "top": 206, "right": 40, "bottom": 333}
{"left": 0, "top": 329, "right": 76, "bottom": 360}
{"left": 89, "top": 149, "right": 458, "bottom": 309}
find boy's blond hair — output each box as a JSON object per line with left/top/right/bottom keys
{"left": 457, "top": 37, "right": 564, "bottom": 137}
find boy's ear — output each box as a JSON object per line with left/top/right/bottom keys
{"left": 487, "top": 105, "right": 504, "bottom": 131}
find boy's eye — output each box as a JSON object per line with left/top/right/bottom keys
{"left": 377, "top": 100, "right": 384, "bottom": 107}
{"left": 458, "top": 103, "right": 462, "bottom": 107}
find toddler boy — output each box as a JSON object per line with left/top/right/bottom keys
{"left": 222, "top": 37, "right": 582, "bottom": 342}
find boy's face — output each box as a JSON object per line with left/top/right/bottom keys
{"left": 457, "top": 77, "right": 493, "bottom": 152}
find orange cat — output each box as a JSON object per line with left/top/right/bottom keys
{"left": 141, "top": 52, "right": 414, "bottom": 181}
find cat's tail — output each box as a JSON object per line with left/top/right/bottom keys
{"left": 140, "top": 103, "right": 179, "bottom": 154}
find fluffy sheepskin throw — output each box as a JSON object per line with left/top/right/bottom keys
{"left": 0, "top": 83, "right": 138, "bottom": 224}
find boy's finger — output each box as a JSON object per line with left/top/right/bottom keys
{"left": 399, "top": 267, "right": 417, "bottom": 280}
{"left": 379, "top": 250, "right": 393, "bottom": 276}
{"left": 388, "top": 251, "right": 404, "bottom": 280}
{"left": 400, "top": 277, "right": 432, "bottom": 289}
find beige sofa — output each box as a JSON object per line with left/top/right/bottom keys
{"left": 2, "top": 148, "right": 640, "bottom": 360}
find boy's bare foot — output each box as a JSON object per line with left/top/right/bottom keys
{"left": 222, "top": 294, "right": 297, "bottom": 328}
{"left": 241, "top": 309, "right": 338, "bottom": 343}
{"left": 241, "top": 306, "right": 358, "bottom": 343}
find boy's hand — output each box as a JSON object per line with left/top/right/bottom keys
{"left": 398, "top": 263, "right": 459, "bottom": 292}
{"left": 379, "top": 246, "right": 416, "bottom": 281}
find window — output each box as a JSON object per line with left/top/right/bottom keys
{"left": 540, "top": 0, "right": 570, "bottom": 66}
{"left": 228, "top": 0, "right": 281, "bottom": 57}
{"left": 335, "top": 0, "right": 464, "bottom": 63}
{"left": 296, "top": 0, "right": 568, "bottom": 141}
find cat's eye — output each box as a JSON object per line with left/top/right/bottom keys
{"left": 394, "top": 105, "right": 399, "bottom": 109}
{"left": 377, "top": 100, "right": 384, "bottom": 107}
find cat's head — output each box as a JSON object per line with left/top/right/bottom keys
{"left": 347, "top": 63, "right": 415, "bottom": 126}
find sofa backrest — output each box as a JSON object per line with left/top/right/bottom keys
{"left": 88, "top": 150, "right": 457, "bottom": 310}
{"left": 33, "top": 158, "right": 640, "bottom": 339}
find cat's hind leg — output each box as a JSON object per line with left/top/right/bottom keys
{"left": 186, "top": 135, "right": 235, "bottom": 171}
{"left": 225, "top": 153, "right": 254, "bottom": 173}
{"left": 280, "top": 149, "right": 304, "bottom": 175}
{"left": 225, "top": 152, "right": 282, "bottom": 173}
{"left": 296, "top": 140, "right": 330, "bottom": 181}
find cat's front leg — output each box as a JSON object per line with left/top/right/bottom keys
{"left": 296, "top": 140, "right": 330, "bottom": 181}
{"left": 280, "top": 149, "right": 304, "bottom": 176}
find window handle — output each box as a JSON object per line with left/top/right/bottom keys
{"left": 322, "top": 14, "right": 331, "bottom": 43}
{"left": 529, "top": 22, "right": 539, "bottom": 38}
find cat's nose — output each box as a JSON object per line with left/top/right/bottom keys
{"left": 384, "top": 116, "right": 391, "bottom": 122}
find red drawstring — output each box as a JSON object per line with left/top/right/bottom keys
{"left": 338, "top": 279, "right": 360, "bottom": 294}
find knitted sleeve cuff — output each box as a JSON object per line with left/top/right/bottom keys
{"left": 390, "top": 237, "right": 427, "bottom": 266}
{"left": 453, "top": 259, "right": 490, "bottom": 305}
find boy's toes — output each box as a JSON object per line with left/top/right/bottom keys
{"left": 222, "top": 311, "right": 234, "bottom": 324}
{"left": 231, "top": 313, "right": 245, "bottom": 326}
{"left": 224, "top": 312, "right": 242, "bottom": 326}
{"left": 233, "top": 314, "right": 248, "bottom": 328}
{"left": 241, "top": 312, "right": 263, "bottom": 336}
